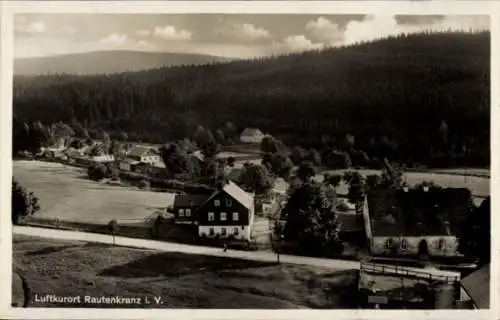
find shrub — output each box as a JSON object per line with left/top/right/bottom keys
{"left": 87, "top": 163, "right": 107, "bottom": 181}
{"left": 138, "top": 179, "right": 150, "bottom": 189}
{"left": 12, "top": 178, "right": 40, "bottom": 224}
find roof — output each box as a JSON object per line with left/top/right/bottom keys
{"left": 368, "top": 188, "right": 471, "bottom": 237}
{"left": 173, "top": 194, "right": 210, "bottom": 208}
{"left": 222, "top": 181, "right": 255, "bottom": 209}
{"left": 240, "top": 128, "right": 263, "bottom": 137}
{"left": 460, "top": 264, "right": 490, "bottom": 309}
{"left": 191, "top": 150, "right": 205, "bottom": 162}
{"left": 120, "top": 159, "right": 140, "bottom": 165}
{"left": 128, "top": 146, "right": 156, "bottom": 158}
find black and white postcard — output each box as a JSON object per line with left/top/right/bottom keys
{"left": 0, "top": 1, "right": 498, "bottom": 319}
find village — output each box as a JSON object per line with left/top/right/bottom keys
{"left": 12, "top": 123, "right": 490, "bottom": 310}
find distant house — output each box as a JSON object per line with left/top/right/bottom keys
{"left": 118, "top": 158, "right": 140, "bottom": 171}
{"left": 240, "top": 128, "right": 266, "bottom": 144}
{"left": 90, "top": 154, "right": 115, "bottom": 163}
{"left": 457, "top": 264, "right": 490, "bottom": 309}
{"left": 363, "top": 188, "right": 472, "bottom": 257}
{"left": 127, "top": 146, "right": 164, "bottom": 168}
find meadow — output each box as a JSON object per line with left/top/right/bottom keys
{"left": 13, "top": 160, "right": 172, "bottom": 224}
{"left": 13, "top": 235, "right": 359, "bottom": 308}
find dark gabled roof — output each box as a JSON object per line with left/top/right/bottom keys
{"left": 173, "top": 195, "right": 210, "bottom": 208}
{"left": 240, "top": 128, "right": 263, "bottom": 137}
{"left": 368, "top": 188, "right": 471, "bottom": 237}
{"left": 200, "top": 181, "right": 254, "bottom": 210}
{"left": 460, "top": 264, "right": 490, "bottom": 309}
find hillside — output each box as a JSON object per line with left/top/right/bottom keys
{"left": 13, "top": 31, "right": 490, "bottom": 167}
{"left": 14, "top": 51, "right": 235, "bottom": 75}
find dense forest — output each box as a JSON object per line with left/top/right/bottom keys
{"left": 13, "top": 31, "right": 490, "bottom": 168}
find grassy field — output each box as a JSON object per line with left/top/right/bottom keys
{"left": 13, "top": 160, "right": 173, "bottom": 224}
{"left": 13, "top": 235, "right": 359, "bottom": 309}
{"left": 317, "top": 169, "right": 489, "bottom": 199}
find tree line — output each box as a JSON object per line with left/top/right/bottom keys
{"left": 13, "top": 31, "right": 490, "bottom": 168}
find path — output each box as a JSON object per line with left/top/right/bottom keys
{"left": 13, "top": 226, "right": 461, "bottom": 280}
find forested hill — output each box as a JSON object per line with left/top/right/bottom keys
{"left": 14, "top": 51, "right": 235, "bottom": 75}
{"left": 13, "top": 31, "right": 490, "bottom": 167}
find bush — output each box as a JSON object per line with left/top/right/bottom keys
{"left": 138, "top": 179, "right": 150, "bottom": 189}
{"left": 12, "top": 178, "right": 40, "bottom": 224}
{"left": 87, "top": 163, "right": 107, "bottom": 181}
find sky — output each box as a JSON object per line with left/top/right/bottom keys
{"left": 14, "top": 14, "right": 490, "bottom": 59}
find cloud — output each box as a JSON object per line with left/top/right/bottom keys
{"left": 15, "top": 21, "right": 46, "bottom": 35}
{"left": 273, "top": 35, "right": 324, "bottom": 52}
{"left": 342, "top": 14, "right": 489, "bottom": 46}
{"left": 135, "top": 29, "right": 151, "bottom": 37}
{"left": 154, "top": 26, "right": 192, "bottom": 41}
{"left": 305, "top": 17, "right": 343, "bottom": 43}
{"left": 215, "top": 23, "right": 271, "bottom": 42}
{"left": 100, "top": 33, "right": 128, "bottom": 45}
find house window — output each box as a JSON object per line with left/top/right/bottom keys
{"left": 439, "top": 239, "right": 446, "bottom": 251}
{"left": 214, "top": 200, "right": 220, "bottom": 207}
{"left": 401, "top": 238, "right": 407, "bottom": 250}
{"left": 233, "top": 212, "right": 239, "bottom": 221}
{"left": 221, "top": 228, "right": 227, "bottom": 236}
{"left": 179, "top": 209, "right": 185, "bottom": 217}
{"left": 208, "top": 212, "right": 215, "bottom": 221}
{"left": 226, "top": 199, "right": 232, "bottom": 207}
{"left": 385, "top": 238, "right": 393, "bottom": 249}
{"left": 185, "top": 209, "right": 191, "bottom": 217}
{"left": 209, "top": 227, "right": 215, "bottom": 236}
{"left": 220, "top": 212, "right": 227, "bottom": 221}
{"left": 233, "top": 227, "right": 239, "bottom": 235}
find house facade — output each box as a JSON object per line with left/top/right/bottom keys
{"left": 240, "top": 128, "right": 266, "bottom": 144}
{"left": 364, "top": 188, "right": 469, "bottom": 257}
{"left": 196, "top": 181, "right": 255, "bottom": 241}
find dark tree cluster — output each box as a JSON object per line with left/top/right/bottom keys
{"left": 12, "top": 178, "right": 40, "bottom": 224}
{"left": 13, "top": 32, "right": 490, "bottom": 168}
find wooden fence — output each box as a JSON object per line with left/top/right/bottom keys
{"left": 360, "top": 261, "right": 460, "bottom": 284}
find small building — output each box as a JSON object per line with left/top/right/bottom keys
{"left": 172, "top": 194, "right": 210, "bottom": 224}
{"left": 363, "top": 187, "right": 472, "bottom": 257}
{"left": 118, "top": 159, "right": 140, "bottom": 171}
{"left": 127, "top": 146, "right": 164, "bottom": 168}
{"left": 240, "top": 128, "right": 266, "bottom": 144}
{"left": 457, "top": 264, "right": 490, "bottom": 309}
{"left": 90, "top": 154, "right": 115, "bottom": 163}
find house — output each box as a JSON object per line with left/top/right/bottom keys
{"left": 118, "top": 158, "right": 140, "bottom": 171}
{"left": 127, "top": 146, "right": 164, "bottom": 168}
{"left": 457, "top": 264, "right": 490, "bottom": 309}
{"left": 90, "top": 154, "right": 115, "bottom": 163}
{"left": 172, "top": 194, "right": 211, "bottom": 224}
{"left": 240, "top": 128, "right": 266, "bottom": 144}
{"left": 189, "top": 150, "right": 205, "bottom": 166}
{"left": 363, "top": 187, "right": 472, "bottom": 257}
{"left": 172, "top": 181, "right": 255, "bottom": 241}
{"left": 197, "top": 181, "right": 255, "bottom": 240}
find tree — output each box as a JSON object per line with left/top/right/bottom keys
{"left": 263, "top": 152, "right": 294, "bottom": 179}
{"left": 345, "top": 134, "right": 355, "bottom": 150}
{"left": 215, "top": 129, "right": 226, "bottom": 143}
{"left": 237, "top": 163, "right": 274, "bottom": 195}
{"left": 261, "top": 136, "right": 286, "bottom": 154}
{"left": 291, "top": 146, "right": 306, "bottom": 165}
{"left": 222, "top": 121, "right": 237, "bottom": 141}
{"left": 118, "top": 131, "right": 128, "bottom": 141}
{"left": 227, "top": 156, "right": 236, "bottom": 168}
{"left": 281, "top": 182, "right": 342, "bottom": 253}
{"left": 160, "top": 143, "right": 197, "bottom": 180}
{"left": 324, "top": 173, "right": 342, "bottom": 189}
{"left": 12, "top": 178, "right": 40, "bottom": 224}
{"left": 297, "top": 161, "right": 317, "bottom": 182}
{"left": 87, "top": 163, "right": 107, "bottom": 181}
{"left": 306, "top": 148, "right": 322, "bottom": 166}
{"left": 343, "top": 171, "right": 366, "bottom": 208}
{"left": 365, "top": 174, "right": 382, "bottom": 193}
{"left": 326, "top": 150, "right": 352, "bottom": 169}
{"left": 458, "top": 197, "right": 490, "bottom": 266}
{"left": 102, "top": 131, "right": 111, "bottom": 154}
{"left": 89, "top": 144, "right": 104, "bottom": 157}
{"left": 201, "top": 157, "right": 226, "bottom": 188}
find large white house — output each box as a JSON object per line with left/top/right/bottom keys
{"left": 125, "top": 146, "right": 165, "bottom": 168}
